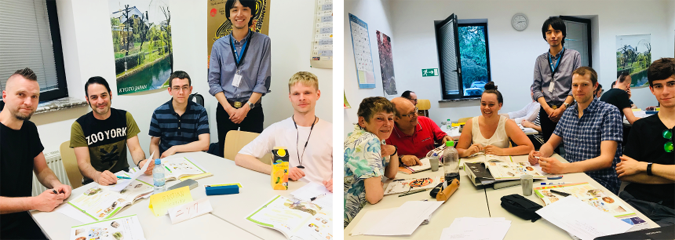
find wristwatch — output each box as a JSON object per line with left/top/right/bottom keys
{"left": 563, "top": 102, "right": 570, "bottom": 108}
{"left": 647, "top": 162, "right": 653, "bottom": 176}
{"left": 247, "top": 101, "right": 255, "bottom": 109}
{"left": 390, "top": 146, "right": 398, "bottom": 157}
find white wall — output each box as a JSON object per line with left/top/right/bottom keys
{"left": 668, "top": 0, "right": 675, "bottom": 57}
{"left": 343, "top": 0, "right": 395, "bottom": 136}
{"left": 344, "top": 0, "right": 672, "bottom": 128}
{"left": 33, "top": 0, "right": 332, "bottom": 160}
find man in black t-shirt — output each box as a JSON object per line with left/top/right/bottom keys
{"left": 0, "top": 68, "right": 72, "bottom": 239}
{"left": 600, "top": 71, "right": 641, "bottom": 124}
{"left": 616, "top": 58, "right": 675, "bottom": 227}
{"left": 70, "top": 77, "right": 152, "bottom": 186}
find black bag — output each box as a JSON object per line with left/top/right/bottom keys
{"left": 500, "top": 194, "right": 543, "bottom": 222}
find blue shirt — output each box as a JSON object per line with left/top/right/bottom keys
{"left": 531, "top": 48, "right": 581, "bottom": 104}
{"left": 553, "top": 98, "right": 623, "bottom": 194}
{"left": 149, "top": 100, "right": 210, "bottom": 154}
{"left": 208, "top": 31, "right": 271, "bottom": 102}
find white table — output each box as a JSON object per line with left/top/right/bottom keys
{"left": 345, "top": 154, "right": 658, "bottom": 240}
{"left": 30, "top": 152, "right": 312, "bottom": 240}
{"left": 485, "top": 154, "right": 657, "bottom": 240}
{"left": 344, "top": 167, "right": 489, "bottom": 239}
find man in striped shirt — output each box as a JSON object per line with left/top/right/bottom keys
{"left": 150, "top": 71, "right": 210, "bottom": 158}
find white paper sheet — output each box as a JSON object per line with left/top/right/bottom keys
{"left": 364, "top": 201, "right": 443, "bottom": 236}
{"left": 536, "top": 196, "right": 632, "bottom": 240}
{"left": 440, "top": 217, "right": 511, "bottom": 240}
{"left": 54, "top": 202, "right": 95, "bottom": 224}
{"left": 110, "top": 152, "right": 153, "bottom": 192}
{"left": 168, "top": 198, "right": 213, "bottom": 224}
{"left": 291, "top": 182, "right": 333, "bottom": 209}
{"left": 350, "top": 208, "right": 395, "bottom": 236}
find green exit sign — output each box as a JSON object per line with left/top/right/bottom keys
{"left": 422, "top": 68, "right": 438, "bottom": 77}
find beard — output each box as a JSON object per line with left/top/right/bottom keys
{"left": 90, "top": 103, "right": 110, "bottom": 116}
{"left": 10, "top": 107, "right": 34, "bottom": 121}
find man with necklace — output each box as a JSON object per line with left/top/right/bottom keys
{"left": 235, "top": 72, "right": 333, "bottom": 191}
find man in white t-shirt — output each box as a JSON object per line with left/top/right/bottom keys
{"left": 235, "top": 71, "right": 333, "bottom": 191}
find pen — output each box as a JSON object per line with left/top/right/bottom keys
{"left": 398, "top": 189, "right": 427, "bottom": 197}
{"left": 540, "top": 182, "right": 568, "bottom": 185}
{"left": 52, "top": 189, "right": 58, "bottom": 194}
{"left": 311, "top": 193, "right": 327, "bottom": 201}
{"left": 550, "top": 189, "right": 571, "bottom": 197}
{"left": 116, "top": 176, "right": 131, "bottom": 179}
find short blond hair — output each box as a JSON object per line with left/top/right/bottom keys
{"left": 288, "top": 71, "right": 319, "bottom": 92}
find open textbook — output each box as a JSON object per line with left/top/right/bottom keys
{"left": 534, "top": 182, "right": 635, "bottom": 218}
{"left": 132, "top": 156, "right": 212, "bottom": 183}
{"left": 246, "top": 195, "right": 333, "bottom": 240}
{"left": 398, "top": 157, "right": 431, "bottom": 174}
{"left": 464, "top": 157, "right": 545, "bottom": 186}
{"left": 70, "top": 215, "right": 145, "bottom": 240}
{"left": 68, "top": 172, "right": 153, "bottom": 221}
{"left": 384, "top": 176, "right": 444, "bottom": 195}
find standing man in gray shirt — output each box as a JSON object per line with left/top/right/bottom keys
{"left": 209, "top": 0, "right": 271, "bottom": 155}
{"left": 531, "top": 17, "right": 581, "bottom": 142}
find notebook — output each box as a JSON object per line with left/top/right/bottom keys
{"left": 594, "top": 225, "right": 675, "bottom": 240}
{"left": 398, "top": 157, "right": 432, "bottom": 174}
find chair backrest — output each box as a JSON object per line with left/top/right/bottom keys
{"left": 223, "top": 130, "right": 273, "bottom": 164}
{"left": 416, "top": 99, "right": 431, "bottom": 110}
{"left": 59, "top": 141, "right": 83, "bottom": 189}
{"left": 457, "top": 117, "right": 472, "bottom": 124}
{"left": 188, "top": 92, "right": 205, "bottom": 107}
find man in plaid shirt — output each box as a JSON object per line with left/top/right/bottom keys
{"left": 529, "top": 67, "right": 623, "bottom": 194}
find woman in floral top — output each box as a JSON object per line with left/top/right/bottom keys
{"left": 344, "top": 97, "right": 399, "bottom": 227}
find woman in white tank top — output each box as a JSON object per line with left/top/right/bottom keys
{"left": 456, "top": 82, "right": 535, "bottom": 157}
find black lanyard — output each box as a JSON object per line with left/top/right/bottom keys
{"left": 547, "top": 47, "right": 565, "bottom": 78}
{"left": 229, "top": 31, "right": 253, "bottom": 68}
{"left": 293, "top": 115, "right": 317, "bottom": 169}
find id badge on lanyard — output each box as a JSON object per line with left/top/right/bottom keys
{"left": 548, "top": 48, "right": 564, "bottom": 93}
{"left": 230, "top": 35, "right": 250, "bottom": 88}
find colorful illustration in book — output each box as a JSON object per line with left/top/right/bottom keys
{"left": 408, "top": 177, "right": 434, "bottom": 188}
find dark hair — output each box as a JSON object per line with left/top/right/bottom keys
{"left": 85, "top": 76, "right": 112, "bottom": 97}
{"left": 617, "top": 71, "right": 630, "bottom": 83}
{"left": 12, "top": 67, "right": 37, "bottom": 81}
{"left": 594, "top": 84, "right": 603, "bottom": 96}
{"left": 541, "top": 17, "right": 566, "bottom": 45}
{"left": 401, "top": 90, "right": 415, "bottom": 99}
{"left": 357, "top": 97, "right": 395, "bottom": 123}
{"left": 573, "top": 66, "right": 598, "bottom": 85}
{"left": 225, "top": 0, "right": 258, "bottom": 27}
{"left": 481, "top": 82, "right": 503, "bottom": 104}
{"left": 647, "top": 58, "right": 675, "bottom": 87}
{"left": 169, "top": 70, "right": 191, "bottom": 87}
{"left": 611, "top": 81, "right": 616, "bottom": 88}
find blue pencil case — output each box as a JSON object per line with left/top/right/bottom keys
{"left": 205, "top": 185, "right": 239, "bottom": 195}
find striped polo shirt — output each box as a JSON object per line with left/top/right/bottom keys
{"left": 149, "top": 99, "right": 209, "bottom": 154}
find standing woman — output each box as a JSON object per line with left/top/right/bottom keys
{"left": 456, "top": 82, "right": 534, "bottom": 157}
{"left": 344, "top": 97, "right": 399, "bottom": 227}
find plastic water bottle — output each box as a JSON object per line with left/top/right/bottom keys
{"left": 447, "top": 119, "right": 452, "bottom": 129}
{"left": 442, "top": 140, "right": 460, "bottom": 187}
{"left": 153, "top": 158, "right": 166, "bottom": 194}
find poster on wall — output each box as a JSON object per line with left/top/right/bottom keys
{"left": 616, "top": 34, "right": 651, "bottom": 88}
{"left": 310, "top": 0, "right": 333, "bottom": 69}
{"left": 349, "top": 13, "right": 375, "bottom": 89}
{"left": 207, "top": 0, "right": 270, "bottom": 66}
{"left": 376, "top": 30, "right": 397, "bottom": 95}
{"left": 109, "top": 1, "right": 173, "bottom": 95}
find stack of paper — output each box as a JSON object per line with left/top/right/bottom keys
{"left": 361, "top": 201, "right": 444, "bottom": 236}
{"left": 536, "top": 196, "right": 632, "bottom": 240}
{"left": 291, "top": 182, "right": 333, "bottom": 209}
{"left": 440, "top": 217, "right": 511, "bottom": 240}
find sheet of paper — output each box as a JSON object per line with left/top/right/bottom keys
{"left": 55, "top": 202, "right": 95, "bottom": 224}
{"left": 168, "top": 197, "right": 213, "bottom": 224}
{"left": 440, "top": 217, "right": 511, "bottom": 240}
{"left": 536, "top": 196, "right": 632, "bottom": 240}
{"left": 364, "top": 201, "right": 443, "bottom": 236}
{"left": 148, "top": 186, "right": 193, "bottom": 217}
{"left": 292, "top": 182, "right": 331, "bottom": 201}
{"left": 69, "top": 214, "right": 145, "bottom": 240}
{"left": 110, "top": 152, "right": 153, "bottom": 192}
{"left": 350, "top": 208, "right": 395, "bottom": 236}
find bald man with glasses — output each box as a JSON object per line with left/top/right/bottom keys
{"left": 387, "top": 97, "right": 451, "bottom": 166}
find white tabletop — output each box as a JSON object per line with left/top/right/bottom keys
{"left": 486, "top": 154, "right": 657, "bottom": 240}
{"left": 344, "top": 168, "right": 489, "bottom": 239}
{"left": 345, "top": 154, "right": 658, "bottom": 240}
{"left": 30, "top": 151, "right": 313, "bottom": 240}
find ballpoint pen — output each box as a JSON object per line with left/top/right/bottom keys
{"left": 116, "top": 176, "right": 131, "bottom": 179}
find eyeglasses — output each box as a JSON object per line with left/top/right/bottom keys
{"left": 399, "top": 108, "right": 419, "bottom": 118}
{"left": 664, "top": 129, "right": 673, "bottom": 153}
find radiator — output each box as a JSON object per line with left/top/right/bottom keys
{"left": 31, "top": 150, "right": 72, "bottom": 196}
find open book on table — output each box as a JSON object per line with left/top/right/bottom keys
{"left": 69, "top": 215, "right": 145, "bottom": 240}
{"left": 246, "top": 195, "right": 333, "bottom": 240}
{"left": 463, "top": 156, "right": 545, "bottom": 186}
{"left": 398, "top": 157, "right": 431, "bottom": 174}
{"left": 68, "top": 172, "right": 153, "bottom": 221}
{"left": 534, "top": 182, "right": 635, "bottom": 218}
{"left": 383, "top": 176, "right": 444, "bottom": 195}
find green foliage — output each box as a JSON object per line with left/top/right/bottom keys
{"left": 458, "top": 26, "right": 488, "bottom": 88}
